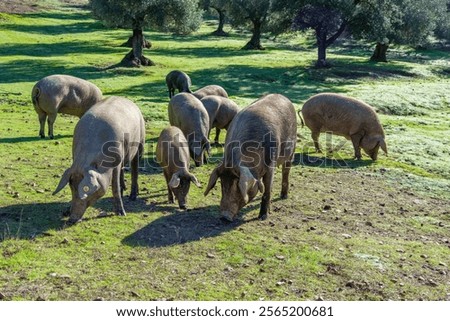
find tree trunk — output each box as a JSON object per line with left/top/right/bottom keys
{"left": 211, "top": 9, "right": 228, "bottom": 36}
{"left": 120, "top": 29, "right": 155, "bottom": 67}
{"left": 370, "top": 42, "right": 389, "bottom": 62}
{"left": 120, "top": 34, "right": 152, "bottom": 49}
{"left": 315, "top": 29, "right": 330, "bottom": 68}
{"left": 242, "top": 19, "right": 265, "bottom": 50}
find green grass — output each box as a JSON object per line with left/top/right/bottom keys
{"left": 0, "top": 3, "right": 449, "bottom": 301}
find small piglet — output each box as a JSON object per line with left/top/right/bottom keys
{"left": 156, "top": 126, "right": 201, "bottom": 209}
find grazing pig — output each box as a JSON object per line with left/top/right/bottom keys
{"left": 31, "top": 74, "right": 103, "bottom": 139}
{"left": 204, "top": 94, "right": 297, "bottom": 221}
{"left": 165, "top": 70, "right": 192, "bottom": 98}
{"left": 168, "top": 93, "right": 210, "bottom": 167}
{"left": 156, "top": 126, "right": 201, "bottom": 209}
{"left": 200, "top": 96, "right": 240, "bottom": 144}
{"left": 301, "top": 93, "right": 387, "bottom": 160}
{"left": 192, "top": 85, "right": 228, "bottom": 100}
{"left": 53, "top": 96, "right": 145, "bottom": 223}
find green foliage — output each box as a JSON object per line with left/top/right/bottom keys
{"left": 89, "top": 0, "right": 203, "bottom": 34}
{"left": 351, "top": 0, "right": 449, "bottom": 46}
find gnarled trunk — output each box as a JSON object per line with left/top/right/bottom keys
{"left": 120, "top": 33, "right": 152, "bottom": 49}
{"left": 120, "top": 29, "right": 155, "bottom": 67}
{"left": 242, "top": 19, "right": 265, "bottom": 50}
{"left": 370, "top": 42, "right": 389, "bottom": 62}
{"left": 211, "top": 8, "right": 228, "bottom": 36}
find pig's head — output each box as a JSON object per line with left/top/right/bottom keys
{"left": 361, "top": 135, "right": 388, "bottom": 161}
{"left": 204, "top": 164, "right": 264, "bottom": 221}
{"left": 168, "top": 170, "right": 201, "bottom": 210}
{"left": 53, "top": 167, "right": 110, "bottom": 223}
{"left": 189, "top": 136, "right": 211, "bottom": 167}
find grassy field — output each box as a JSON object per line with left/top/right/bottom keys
{"left": 0, "top": 2, "right": 449, "bottom": 301}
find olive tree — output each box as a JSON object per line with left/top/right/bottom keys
{"left": 228, "top": 0, "right": 272, "bottom": 50}
{"left": 89, "top": 0, "right": 203, "bottom": 66}
{"left": 271, "top": 0, "right": 357, "bottom": 67}
{"left": 351, "top": 0, "right": 449, "bottom": 62}
{"left": 201, "top": 0, "right": 229, "bottom": 36}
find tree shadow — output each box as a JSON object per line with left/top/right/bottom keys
{"left": 122, "top": 203, "right": 260, "bottom": 248}
{"left": 0, "top": 58, "right": 109, "bottom": 84}
{"left": 0, "top": 134, "right": 72, "bottom": 144}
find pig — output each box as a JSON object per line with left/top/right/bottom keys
{"left": 31, "top": 74, "right": 103, "bottom": 139}
{"left": 165, "top": 70, "right": 192, "bottom": 98}
{"left": 168, "top": 93, "right": 211, "bottom": 167}
{"left": 204, "top": 94, "right": 297, "bottom": 221}
{"left": 156, "top": 126, "right": 201, "bottom": 209}
{"left": 301, "top": 93, "right": 388, "bottom": 160}
{"left": 200, "top": 95, "right": 240, "bottom": 144}
{"left": 192, "top": 85, "right": 228, "bottom": 100}
{"left": 52, "top": 96, "right": 145, "bottom": 223}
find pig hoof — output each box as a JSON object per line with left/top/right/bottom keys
{"left": 118, "top": 210, "right": 126, "bottom": 216}
{"left": 258, "top": 213, "right": 268, "bottom": 220}
{"left": 40, "top": 134, "right": 45, "bottom": 139}
{"left": 280, "top": 193, "right": 288, "bottom": 200}
{"left": 179, "top": 205, "right": 187, "bottom": 210}
{"left": 129, "top": 194, "right": 137, "bottom": 201}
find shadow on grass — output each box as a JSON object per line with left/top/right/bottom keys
{"left": 293, "top": 152, "right": 374, "bottom": 169}
{"left": 0, "top": 10, "right": 101, "bottom": 35}
{"left": 0, "top": 134, "right": 72, "bottom": 143}
{"left": 122, "top": 202, "right": 260, "bottom": 248}
{"left": 0, "top": 58, "right": 110, "bottom": 84}
{"left": 0, "top": 201, "right": 67, "bottom": 241}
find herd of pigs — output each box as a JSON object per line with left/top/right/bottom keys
{"left": 30, "top": 72, "right": 388, "bottom": 223}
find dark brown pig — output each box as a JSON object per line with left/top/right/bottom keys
{"left": 156, "top": 126, "right": 201, "bottom": 209}
{"left": 204, "top": 94, "right": 297, "bottom": 221}
{"left": 165, "top": 70, "right": 192, "bottom": 98}
{"left": 53, "top": 96, "right": 145, "bottom": 223}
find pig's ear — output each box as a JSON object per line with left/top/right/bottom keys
{"left": 169, "top": 172, "right": 181, "bottom": 189}
{"left": 380, "top": 138, "right": 388, "bottom": 156}
{"left": 53, "top": 168, "right": 72, "bottom": 195}
{"left": 204, "top": 163, "right": 222, "bottom": 196}
{"left": 189, "top": 173, "right": 202, "bottom": 188}
{"left": 238, "top": 166, "right": 257, "bottom": 203}
{"left": 79, "top": 169, "right": 102, "bottom": 200}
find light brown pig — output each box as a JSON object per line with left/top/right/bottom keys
{"left": 301, "top": 93, "right": 387, "bottom": 160}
